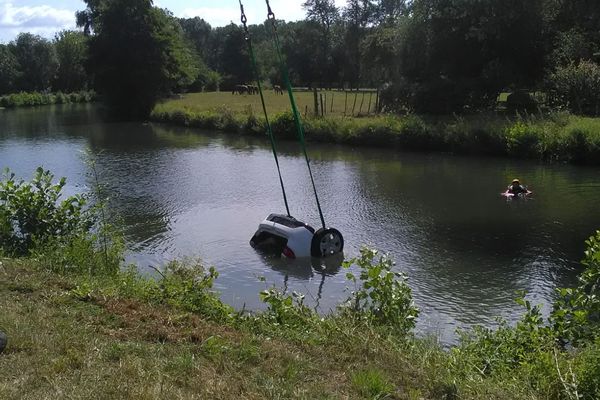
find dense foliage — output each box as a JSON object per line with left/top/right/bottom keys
{"left": 0, "top": 168, "right": 90, "bottom": 256}
{"left": 2, "top": 0, "right": 600, "bottom": 116}
{"left": 0, "top": 168, "right": 121, "bottom": 274}
{"left": 0, "top": 32, "right": 88, "bottom": 95}
{"left": 0, "top": 91, "right": 95, "bottom": 108}
{"left": 76, "top": 0, "right": 197, "bottom": 118}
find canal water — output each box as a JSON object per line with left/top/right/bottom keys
{"left": 1, "top": 104, "right": 599, "bottom": 343}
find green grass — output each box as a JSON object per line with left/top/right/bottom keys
{"left": 0, "top": 91, "right": 96, "bottom": 108}
{"left": 161, "top": 90, "right": 379, "bottom": 118}
{"left": 2, "top": 255, "right": 600, "bottom": 400}
{"left": 151, "top": 92, "right": 600, "bottom": 164}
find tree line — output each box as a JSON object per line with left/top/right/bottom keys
{"left": 0, "top": 31, "right": 88, "bottom": 95}
{"left": 1, "top": 0, "right": 599, "bottom": 117}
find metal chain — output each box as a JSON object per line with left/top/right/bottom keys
{"left": 239, "top": 0, "right": 291, "bottom": 217}
{"left": 264, "top": 0, "right": 327, "bottom": 230}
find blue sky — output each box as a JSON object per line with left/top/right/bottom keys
{"left": 0, "top": 0, "right": 346, "bottom": 42}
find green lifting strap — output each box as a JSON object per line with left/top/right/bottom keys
{"left": 239, "top": 0, "right": 291, "bottom": 217}
{"left": 264, "top": 0, "right": 327, "bottom": 230}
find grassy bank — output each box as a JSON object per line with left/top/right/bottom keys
{"left": 2, "top": 241, "right": 600, "bottom": 399}
{"left": 0, "top": 91, "right": 96, "bottom": 108}
{"left": 151, "top": 92, "right": 600, "bottom": 165}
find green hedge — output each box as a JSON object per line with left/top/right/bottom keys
{"left": 0, "top": 91, "right": 96, "bottom": 108}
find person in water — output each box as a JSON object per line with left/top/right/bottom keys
{"left": 507, "top": 179, "right": 528, "bottom": 195}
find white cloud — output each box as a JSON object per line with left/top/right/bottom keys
{"left": 0, "top": 2, "right": 75, "bottom": 42}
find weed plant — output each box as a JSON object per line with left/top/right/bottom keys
{"left": 0, "top": 91, "right": 96, "bottom": 108}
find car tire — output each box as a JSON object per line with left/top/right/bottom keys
{"left": 311, "top": 228, "right": 344, "bottom": 258}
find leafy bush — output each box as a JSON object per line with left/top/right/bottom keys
{"left": 0, "top": 167, "right": 122, "bottom": 275}
{"left": 506, "top": 121, "right": 542, "bottom": 158}
{"left": 455, "top": 295, "right": 554, "bottom": 376}
{"left": 575, "top": 338, "right": 600, "bottom": 400}
{"left": 343, "top": 247, "right": 419, "bottom": 336}
{"left": 550, "top": 61, "right": 600, "bottom": 116}
{"left": 0, "top": 90, "right": 96, "bottom": 108}
{"left": 551, "top": 230, "right": 600, "bottom": 345}
{"left": 0, "top": 168, "right": 91, "bottom": 256}
{"left": 258, "top": 288, "right": 316, "bottom": 330}
{"left": 270, "top": 111, "right": 297, "bottom": 139}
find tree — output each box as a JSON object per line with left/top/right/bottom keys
{"left": 372, "top": 0, "right": 407, "bottom": 24}
{"left": 9, "top": 33, "right": 58, "bottom": 92}
{"left": 214, "top": 24, "right": 253, "bottom": 90}
{"left": 78, "top": 0, "right": 197, "bottom": 118}
{"left": 0, "top": 45, "right": 20, "bottom": 94}
{"left": 54, "top": 31, "right": 89, "bottom": 92}
{"left": 302, "top": 0, "right": 341, "bottom": 86}
{"left": 303, "top": 0, "right": 339, "bottom": 33}
{"left": 342, "top": 0, "right": 375, "bottom": 87}
{"left": 179, "top": 17, "right": 213, "bottom": 67}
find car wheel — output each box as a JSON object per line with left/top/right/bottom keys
{"left": 311, "top": 228, "right": 344, "bottom": 258}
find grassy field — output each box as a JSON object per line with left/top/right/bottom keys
{"left": 152, "top": 91, "right": 600, "bottom": 165}
{"left": 160, "top": 90, "right": 379, "bottom": 118}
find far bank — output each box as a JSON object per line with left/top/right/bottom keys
{"left": 151, "top": 91, "right": 600, "bottom": 166}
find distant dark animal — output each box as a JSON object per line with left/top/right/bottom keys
{"left": 248, "top": 85, "right": 259, "bottom": 95}
{"left": 273, "top": 85, "right": 284, "bottom": 95}
{"left": 232, "top": 85, "right": 249, "bottom": 95}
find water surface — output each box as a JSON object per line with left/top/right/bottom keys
{"left": 2, "top": 104, "right": 599, "bottom": 343}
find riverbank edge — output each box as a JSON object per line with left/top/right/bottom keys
{"left": 0, "top": 258, "right": 448, "bottom": 399}
{"left": 150, "top": 106, "right": 600, "bottom": 165}
{"left": 0, "top": 91, "right": 97, "bottom": 108}
{"left": 0, "top": 251, "right": 599, "bottom": 399}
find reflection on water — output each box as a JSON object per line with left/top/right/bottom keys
{"left": 2, "top": 104, "right": 600, "bottom": 344}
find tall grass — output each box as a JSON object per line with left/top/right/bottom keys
{"left": 0, "top": 91, "right": 96, "bottom": 108}
{"left": 152, "top": 102, "right": 600, "bottom": 165}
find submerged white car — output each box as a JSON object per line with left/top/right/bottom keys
{"left": 250, "top": 214, "right": 344, "bottom": 259}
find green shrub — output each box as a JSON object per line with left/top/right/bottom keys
{"left": 551, "top": 230, "right": 600, "bottom": 345}
{"left": 575, "top": 338, "right": 600, "bottom": 400}
{"left": 258, "top": 287, "right": 316, "bottom": 330}
{"left": 550, "top": 61, "right": 600, "bottom": 116}
{"left": 0, "top": 167, "right": 122, "bottom": 275}
{"left": 343, "top": 247, "right": 419, "bottom": 337}
{"left": 270, "top": 111, "right": 297, "bottom": 139}
{"left": 506, "top": 121, "right": 542, "bottom": 158}
{"left": 0, "top": 168, "right": 91, "bottom": 256}
{"left": 0, "top": 91, "right": 95, "bottom": 108}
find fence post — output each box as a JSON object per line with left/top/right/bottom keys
{"left": 344, "top": 91, "right": 348, "bottom": 117}
{"left": 320, "top": 93, "right": 324, "bottom": 117}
